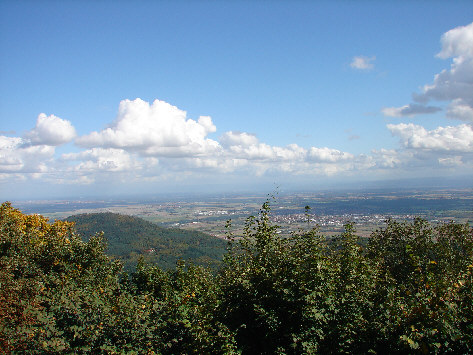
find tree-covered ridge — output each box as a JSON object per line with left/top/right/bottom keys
{"left": 65, "top": 212, "right": 227, "bottom": 270}
{"left": 1, "top": 201, "right": 472, "bottom": 354}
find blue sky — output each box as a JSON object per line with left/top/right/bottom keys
{"left": 1, "top": 1, "right": 472, "bottom": 199}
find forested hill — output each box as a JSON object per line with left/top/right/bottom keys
{"left": 65, "top": 212, "right": 227, "bottom": 270}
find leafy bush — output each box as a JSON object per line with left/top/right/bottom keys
{"left": 218, "top": 202, "right": 472, "bottom": 354}
{"left": 367, "top": 218, "right": 473, "bottom": 353}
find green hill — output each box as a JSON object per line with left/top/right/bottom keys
{"left": 65, "top": 212, "right": 227, "bottom": 270}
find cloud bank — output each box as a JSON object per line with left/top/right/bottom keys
{"left": 2, "top": 95, "right": 470, "bottom": 190}
{"left": 388, "top": 123, "right": 473, "bottom": 152}
{"left": 0, "top": 97, "right": 395, "bottom": 186}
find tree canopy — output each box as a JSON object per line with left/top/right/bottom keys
{"left": 66, "top": 212, "right": 227, "bottom": 271}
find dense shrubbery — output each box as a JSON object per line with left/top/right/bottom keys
{"left": 218, "top": 202, "right": 473, "bottom": 354}
{"left": 1, "top": 201, "right": 472, "bottom": 354}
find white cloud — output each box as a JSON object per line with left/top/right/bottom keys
{"left": 308, "top": 147, "right": 354, "bottom": 162}
{"left": 25, "top": 113, "right": 76, "bottom": 146}
{"left": 2, "top": 89, "right": 472, "bottom": 194}
{"left": 408, "top": 22, "right": 473, "bottom": 121}
{"left": 375, "top": 23, "right": 473, "bottom": 176}
{"left": 381, "top": 22, "right": 473, "bottom": 121}
{"left": 438, "top": 156, "right": 463, "bottom": 166}
{"left": 350, "top": 55, "right": 376, "bottom": 70}
{"left": 226, "top": 142, "right": 274, "bottom": 160}
{"left": 0, "top": 135, "right": 55, "bottom": 174}
{"left": 62, "top": 148, "right": 141, "bottom": 172}
{"left": 387, "top": 123, "right": 473, "bottom": 152}
{"left": 382, "top": 104, "right": 442, "bottom": 117}
{"left": 180, "top": 157, "right": 249, "bottom": 173}
{"left": 76, "top": 98, "right": 220, "bottom": 157}
{"left": 370, "top": 149, "right": 404, "bottom": 168}
{"left": 3, "top": 98, "right": 382, "bottom": 188}
{"left": 437, "top": 22, "right": 473, "bottom": 59}
{"left": 0, "top": 114, "right": 76, "bottom": 179}
{"left": 273, "top": 144, "right": 307, "bottom": 161}
{"left": 223, "top": 141, "right": 307, "bottom": 162}
{"left": 0, "top": 136, "right": 24, "bottom": 172}
{"left": 447, "top": 99, "right": 473, "bottom": 123}
{"left": 0, "top": 136, "right": 22, "bottom": 150}
{"left": 220, "top": 131, "right": 259, "bottom": 147}
{"left": 29, "top": 98, "right": 406, "bottom": 182}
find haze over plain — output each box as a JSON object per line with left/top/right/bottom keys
{"left": 0, "top": 1, "right": 472, "bottom": 199}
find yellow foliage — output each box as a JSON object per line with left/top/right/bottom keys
{"left": 0, "top": 202, "right": 75, "bottom": 250}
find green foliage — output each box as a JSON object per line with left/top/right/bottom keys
{"left": 218, "top": 201, "right": 473, "bottom": 354}
{"left": 0, "top": 202, "right": 120, "bottom": 352}
{"left": 217, "top": 202, "right": 381, "bottom": 354}
{"left": 129, "top": 259, "right": 237, "bottom": 354}
{"left": 367, "top": 218, "right": 473, "bottom": 353}
{"left": 218, "top": 202, "right": 331, "bottom": 353}
{"left": 1, "top": 200, "right": 472, "bottom": 354}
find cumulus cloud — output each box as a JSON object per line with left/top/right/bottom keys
{"left": 161, "top": 132, "right": 370, "bottom": 177}
{"left": 0, "top": 113, "right": 77, "bottom": 180}
{"left": 375, "top": 23, "right": 473, "bottom": 175}
{"left": 382, "top": 104, "right": 442, "bottom": 117}
{"left": 1, "top": 98, "right": 382, "bottom": 188}
{"left": 386, "top": 22, "right": 473, "bottom": 122}
{"left": 308, "top": 147, "right": 354, "bottom": 163}
{"left": 387, "top": 123, "right": 473, "bottom": 152}
{"left": 62, "top": 148, "right": 141, "bottom": 173}
{"left": 0, "top": 136, "right": 24, "bottom": 172}
{"left": 437, "top": 22, "right": 473, "bottom": 59}
{"left": 25, "top": 113, "right": 76, "bottom": 146}
{"left": 220, "top": 131, "right": 259, "bottom": 147}
{"left": 3, "top": 88, "right": 471, "bottom": 193}
{"left": 0, "top": 135, "right": 55, "bottom": 174}
{"left": 76, "top": 98, "right": 220, "bottom": 157}
{"left": 22, "top": 96, "right": 450, "bottom": 188}
{"left": 221, "top": 140, "right": 310, "bottom": 163}
{"left": 371, "top": 149, "right": 402, "bottom": 168}
{"left": 350, "top": 55, "right": 376, "bottom": 70}
{"left": 447, "top": 99, "right": 473, "bottom": 123}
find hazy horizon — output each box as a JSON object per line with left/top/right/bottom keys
{"left": 6, "top": 176, "right": 473, "bottom": 203}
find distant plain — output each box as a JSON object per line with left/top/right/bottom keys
{"left": 12, "top": 188, "right": 473, "bottom": 238}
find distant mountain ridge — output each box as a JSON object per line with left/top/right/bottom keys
{"left": 65, "top": 212, "right": 227, "bottom": 270}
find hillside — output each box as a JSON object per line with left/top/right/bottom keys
{"left": 65, "top": 212, "right": 227, "bottom": 270}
